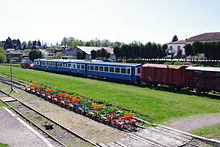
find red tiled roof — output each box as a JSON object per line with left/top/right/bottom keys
{"left": 186, "top": 32, "right": 220, "bottom": 42}
{"left": 167, "top": 40, "right": 186, "bottom": 44}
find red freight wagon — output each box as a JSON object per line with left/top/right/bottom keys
{"left": 185, "top": 66, "right": 220, "bottom": 92}
{"left": 141, "top": 64, "right": 189, "bottom": 87}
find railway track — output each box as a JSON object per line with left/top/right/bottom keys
{"left": 0, "top": 90, "right": 96, "bottom": 147}
{"left": 1, "top": 75, "right": 220, "bottom": 147}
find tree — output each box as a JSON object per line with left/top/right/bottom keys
{"left": 16, "top": 39, "right": 21, "bottom": 49}
{"left": 28, "top": 41, "right": 33, "bottom": 49}
{"left": 37, "top": 40, "right": 41, "bottom": 47}
{"left": 0, "top": 47, "right": 6, "bottom": 63}
{"left": 21, "top": 41, "right": 27, "bottom": 50}
{"left": 172, "top": 35, "right": 178, "bottom": 42}
{"left": 4, "top": 37, "right": 13, "bottom": 49}
{"left": 29, "top": 50, "right": 42, "bottom": 61}
{"left": 162, "top": 44, "right": 168, "bottom": 51}
{"left": 61, "top": 37, "right": 68, "bottom": 47}
{"left": 32, "top": 40, "right": 37, "bottom": 49}
{"left": 184, "top": 44, "right": 193, "bottom": 56}
{"left": 91, "top": 50, "right": 97, "bottom": 59}
{"left": 192, "top": 41, "right": 204, "bottom": 54}
{"left": 214, "top": 41, "right": 220, "bottom": 60}
{"left": 100, "top": 48, "right": 107, "bottom": 58}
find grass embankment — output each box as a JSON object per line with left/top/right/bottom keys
{"left": 0, "top": 143, "right": 8, "bottom": 147}
{"left": 190, "top": 123, "right": 220, "bottom": 140}
{"left": 0, "top": 65, "right": 220, "bottom": 123}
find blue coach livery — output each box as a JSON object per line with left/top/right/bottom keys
{"left": 34, "top": 59, "right": 141, "bottom": 82}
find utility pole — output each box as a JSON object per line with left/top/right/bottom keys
{"left": 9, "top": 51, "right": 17, "bottom": 94}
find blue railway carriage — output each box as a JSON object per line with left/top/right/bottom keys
{"left": 69, "top": 60, "right": 87, "bottom": 75}
{"left": 34, "top": 59, "right": 141, "bottom": 82}
{"left": 34, "top": 59, "right": 72, "bottom": 72}
{"left": 86, "top": 62, "right": 142, "bottom": 81}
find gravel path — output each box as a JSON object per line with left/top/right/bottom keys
{"left": 163, "top": 113, "right": 220, "bottom": 132}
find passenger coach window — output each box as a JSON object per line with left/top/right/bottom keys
{"left": 77, "top": 65, "right": 80, "bottom": 69}
{"left": 121, "top": 68, "right": 126, "bottom": 73}
{"left": 115, "top": 68, "right": 120, "bottom": 73}
{"left": 91, "top": 66, "right": 94, "bottom": 70}
{"left": 95, "top": 66, "right": 99, "bottom": 71}
{"left": 104, "top": 67, "right": 108, "bottom": 72}
{"left": 127, "top": 69, "right": 131, "bottom": 74}
{"left": 110, "top": 67, "right": 114, "bottom": 72}
{"left": 99, "top": 66, "right": 103, "bottom": 71}
{"left": 81, "top": 65, "right": 85, "bottom": 69}
{"left": 87, "top": 66, "right": 90, "bottom": 70}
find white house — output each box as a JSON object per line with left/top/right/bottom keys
{"left": 166, "top": 40, "right": 186, "bottom": 57}
{"left": 166, "top": 32, "right": 220, "bottom": 58}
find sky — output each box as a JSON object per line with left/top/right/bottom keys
{"left": 0, "top": 0, "right": 220, "bottom": 45}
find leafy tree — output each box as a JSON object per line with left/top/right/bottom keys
{"left": 21, "top": 41, "right": 27, "bottom": 50}
{"left": 91, "top": 50, "right": 97, "bottom": 59}
{"left": 0, "top": 47, "right": 6, "bottom": 63}
{"left": 37, "top": 40, "right": 41, "bottom": 47}
{"left": 113, "top": 46, "right": 119, "bottom": 58}
{"left": 85, "top": 42, "right": 91, "bottom": 46}
{"left": 61, "top": 37, "right": 68, "bottom": 47}
{"left": 203, "top": 42, "right": 210, "bottom": 59}
{"left": 192, "top": 41, "right": 204, "bottom": 54}
{"left": 100, "top": 48, "right": 107, "bottom": 57}
{"left": 184, "top": 44, "right": 193, "bottom": 56}
{"left": 172, "top": 35, "right": 178, "bottom": 42}
{"left": 29, "top": 50, "right": 42, "bottom": 61}
{"left": 16, "top": 39, "right": 21, "bottom": 49}
{"left": 214, "top": 41, "right": 220, "bottom": 60}
{"left": 28, "top": 41, "right": 33, "bottom": 49}
{"left": 32, "top": 40, "right": 37, "bottom": 49}
{"left": 4, "top": 37, "right": 13, "bottom": 49}
{"left": 162, "top": 44, "right": 168, "bottom": 51}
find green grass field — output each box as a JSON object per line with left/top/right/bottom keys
{"left": 190, "top": 123, "right": 220, "bottom": 139}
{"left": 0, "top": 65, "right": 220, "bottom": 123}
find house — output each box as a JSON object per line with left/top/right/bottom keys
{"left": 62, "top": 46, "right": 116, "bottom": 59}
{"left": 6, "top": 49, "right": 29, "bottom": 62}
{"left": 39, "top": 49, "right": 62, "bottom": 58}
{"left": 166, "top": 40, "right": 186, "bottom": 58}
{"left": 166, "top": 32, "right": 220, "bottom": 58}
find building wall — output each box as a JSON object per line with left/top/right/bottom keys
{"left": 167, "top": 44, "right": 186, "bottom": 57}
